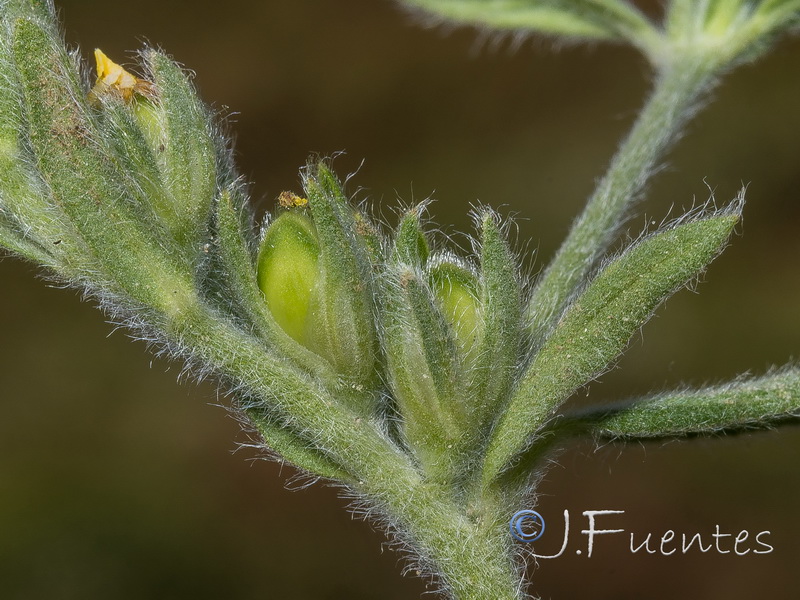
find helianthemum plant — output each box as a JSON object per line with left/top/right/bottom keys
{"left": 2, "top": 0, "right": 800, "bottom": 598}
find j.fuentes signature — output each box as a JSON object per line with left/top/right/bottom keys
{"left": 511, "top": 509, "right": 773, "bottom": 558}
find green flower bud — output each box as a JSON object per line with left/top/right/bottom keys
{"left": 428, "top": 260, "right": 482, "bottom": 362}
{"left": 256, "top": 168, "right": 380, "bottom": 411}
{"left": 256, "top": 210, "right": 320, "bottom": 346}
{"left": 85, "top": 48, "right": 217, "bottom": 261}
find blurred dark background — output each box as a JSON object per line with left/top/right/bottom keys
{"left": 1, "top": 1, "right": 799, "bottom": 598}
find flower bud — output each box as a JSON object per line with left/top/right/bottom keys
{"left": 86, "top": 48, "right": 216, "bottom": 258}
{"left": 256, "top": 210, "right": 320, "bottom": 345}
{"left": 353, "top": 209, "right": 384, "bottom": 268}
{"left": 428, "top": 260, "right": 482, "bottom": 362}
{"left": 256, "top": 166, "right": 380, "bottom": 404}
{"left": 138, "top": 49, "right": 216, "bottom": 251}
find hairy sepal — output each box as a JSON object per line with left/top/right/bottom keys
{"left": 245, "top": 406, "right": 356, "bottom": 483}
{"left": 394, "top": 207, "right": 430, "bottom": 266}
{"left": 302, "top": 162, "right": 379, "bottom": 403}
{"left": 381, "top": 262, "right": 467, "bottom": 484}
{"left": 468, "top": 212, "right": 523, "bottom": 435}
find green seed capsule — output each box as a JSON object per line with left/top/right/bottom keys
{"left": 257, "top": 211, "right": 320, "bottom": 346}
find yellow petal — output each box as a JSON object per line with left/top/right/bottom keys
{"left": 91, "top": 49, "right": 151, "bottom": 102}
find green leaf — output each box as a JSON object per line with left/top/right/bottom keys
{"left": 664, "top": 0, "right": 800, "bottom": 66}
{"left": 584, "top": 367, "right": 800, "bottom": 439}
{"left": 524, "top": 59, "right": 718, "bottom": 345}
{"left": 665, "top": 1, "right": 765, "bottom": 42}
{"left": 481, "top": 207, "right": 741, "bottom": 486}
{"left": 400, "top": 0, "right": 662, "bottom": 56}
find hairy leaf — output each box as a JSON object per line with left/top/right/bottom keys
{"left": 482, "top": 207, "right": 741, "bottom": 485}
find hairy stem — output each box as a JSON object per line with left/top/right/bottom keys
{"left": 181, "top": 303, "right": 524, "bottom": 598}
{"left": 526, "top": 55, "right": 721, "bottom": 342}
{"left": 389, "top": 488, "right": 523, "bottom": 600}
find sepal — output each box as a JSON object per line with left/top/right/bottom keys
{"left": 394, "top": 207, "right": 430, "bottom": 266}
{"left": 301, "top": 162, "right": 379, "bottom": 392}
{"left": 380, "top": 263, "right": 466, "bottom": 482}
{"left": 469, "top": 212, "right": 523, "bottom": 429}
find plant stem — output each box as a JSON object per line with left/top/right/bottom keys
{"left": 387, "top": 487, "right": 523, "bottom": 600}
{"left": 165, "top": 297, "right": 524, "bottom": 599}
{"left": 526, "top": 54, "right": 722, "bottom": 342}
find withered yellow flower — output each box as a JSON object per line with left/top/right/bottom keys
{"left": 277, "top": 191, "right": 309, "bottom": 208}
{"left": 89, "top": 49, "right": 153, "bottom": 102}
